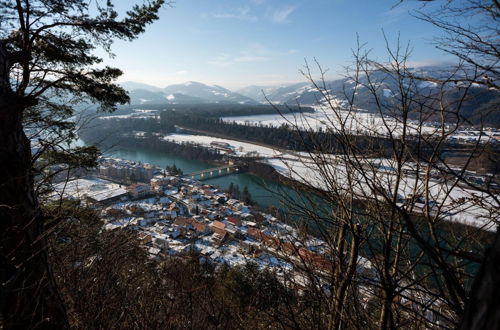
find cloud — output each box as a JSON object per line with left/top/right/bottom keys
{"left": 208, "top": 53, "right": 270, "bottom": 67}
{"left": 210, "top": 7, "right": 257, "bottom": 22}
{"left": 234, "top": 55, "right": 269, "bottom": 63}
{"left": 207, "top": 54, "right": 234, "bottom": 67}
{"left": 174, "top": 70, "right": 188, "bottom": 75}
{"left": 404, "top": 59, "right": 453, "bottom": 68}
{"left": 271, "top": 6, "right": 297, "bottom": 23}
{"left": 207, "top": 43, "right": 298, "bottom": 67}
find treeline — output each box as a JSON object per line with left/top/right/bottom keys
{"left": 121, "top": 138, "right": 224, "bottom": 163}
{"left": 79, "top": 124, "right": 225, "bottom": 163}
{"left": 159, "top": 111, "right": 302, "bottom": 148}
{"left": 159, "top": 111, "right": 395, "bottom": 154}
{"left": 84, "top": 112, "right": 399, "bottom": 156}
{"left": 101, "top": 103, "right": 314, "bottom": 118}
{"left": 94, "top": 117, "right": 161, "bottom": 133}
{"left": 83, "top": 111, "right": 499, "bottom": 166}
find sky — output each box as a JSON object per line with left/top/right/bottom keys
{"left": 101, "top": 0, "right": 452, "bottom": 90}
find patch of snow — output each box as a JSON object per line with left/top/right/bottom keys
{"left": 163, "top": 133, "right": 282, "bottom": 158}
{"left": 382, "top": 89, "right": 392, "bottom": 97}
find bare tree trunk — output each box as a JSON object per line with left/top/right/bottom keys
{"left": 0, "top": 43, "right": 68, "bottom": 329}
{"left": 332, "top": 224, "right": 361, "bottom": 330}
{"left": 459, "top": 230, "right": 500, "bottom": 330}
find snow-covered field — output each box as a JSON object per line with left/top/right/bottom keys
{"left": 221, "top": 110, "right": 382, "bottom": 132}
{"left": 164, "top": 133, "right": 283, "bottom": 158}
{"left": 222, "top": 108, "right": 499, "bottom": 142}
{"left": 162, "top": 132, "right": 498, "bottom": 231}
{"left": 266, "top": 156, "right": 498, "bottom": 230}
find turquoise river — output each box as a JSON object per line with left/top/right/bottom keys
{"left": 104, "top": 148, "right": 299, "bottom": 211}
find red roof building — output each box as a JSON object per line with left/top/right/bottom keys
{"left": 227, "top": 216, "right": 241, "bottom": 226}
{"left": 193, "top": 221, "right": 208, "bottom": 233}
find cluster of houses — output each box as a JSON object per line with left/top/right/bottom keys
{"left": 51, "top": 157, "right": 394, "bottom": 303}
{"left": 63, "top": 156, "right": 449, "bottom": 324}
{"left": 94, "top": 161, "right": 349, "bottom": 278}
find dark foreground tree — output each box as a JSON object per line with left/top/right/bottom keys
{"left": 0, "top": 1, "right": 165, "bottom": 327}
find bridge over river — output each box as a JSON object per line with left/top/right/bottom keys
{"left": 184, "top": 164, "right": 240, "bottom": 181}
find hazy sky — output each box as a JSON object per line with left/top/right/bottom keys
{"left": 102, "top": 0, "right": 451, "bottom": 90}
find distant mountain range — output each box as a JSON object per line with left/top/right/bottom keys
{"left": 121, "top": 66, "right": 499, "bottom": 126}
{"left": 236, "top": 67, "right": 499, "bottom": 125}
{"left": 235, "top": 67, "right": 473, "bottom": 105}
{"left": 236, "top": 83, "right": 312, "bottom": 104}
{"left": 121, "top": 67, "right": 498, "bottom": 107}
{"left": 120, "top": 80, "right": 342, "bottom": 106}
{"left": 119, "top": 81, "right": 163, "bottom": 93}
{"left": 120, "top": 81, "right": 258, "bottom": 105}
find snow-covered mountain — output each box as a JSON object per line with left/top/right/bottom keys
{"left": 236, "top": 66, "right": 499, "bottom": 125}
{"left": 121, "top": 68, "right": 498, "bottom": 125}
{"left": 235, "top": 85, "right": 304, "bottom": 103}
{"left": 237, "top": 81, "right": 343, "bottom": 105}
{"left": 124, "top": 81, "right": 259, "bottom": 105}
{"left": 238, "top": 66, "right": 498, "bottom": 107}
{"left": 120, "top": 81, "right": 163, "bottom": 93}
{"left": 128, "top": 89, "right": 206, "bottom": 105}
{"left": 163, "top": 81, "right": 257, "bottom": 104}
{"left": 128, "top": 89, "right": 170, "bottom": 105}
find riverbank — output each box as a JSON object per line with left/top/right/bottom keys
{"left": 76, "top": 135, "right": 494, "bottom": 290}
{"left": 87, "top": 140, "right": 291, "bottom": 210}
{"left": 83, "top": 132, "right": 498, "bottom": 231}
{"left": 98, "top": 139, "right": 319, "bottom": 208}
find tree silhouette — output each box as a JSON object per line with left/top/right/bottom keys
{"left": 0, "top": 1, "right": 165, "bottom": 327}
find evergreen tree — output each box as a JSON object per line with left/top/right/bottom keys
{"left": 0, "top": 1, "right": 164, "bottom": 327}
{"left": 241, "top": 186, "right": 253, "bottom": 205}
{"left": 234, "top": 184, "right": 241, "bottom": 199}
{"left": 227, "top": 182, "right": 234, "bottom": 197}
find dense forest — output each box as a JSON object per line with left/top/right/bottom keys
{"left": 94, "top": 103, "right": 314, "bottom": 118}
